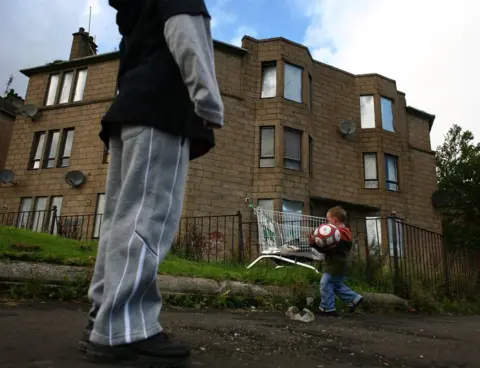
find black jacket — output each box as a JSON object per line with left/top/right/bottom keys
{"left": 101, "top": 0, "right": 216, "bottom": 160}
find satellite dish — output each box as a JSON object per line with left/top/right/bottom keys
{"left": 339, "top": 120, "right": 356, "bottom": 136}
{"left": 65, "top": 171, "right": 86, "bottom": 188}
{"left": 0, "top": 169, "right": 16, "bottom": 185}
{"left": 17, "top": 104, "right": 39, "bottom": 119}
{"left": 432, "top": 190, "right": 450, "bottom": 208}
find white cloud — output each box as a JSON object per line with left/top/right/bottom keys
{"left": 299, "top": 0, "right": 480, "bottom": 148}
{"left": 230, "top": 26, "right": 258, "bottom": 47}
{"left": 210, "top": 0, "right": 237, "bottom": 29}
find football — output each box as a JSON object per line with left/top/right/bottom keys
{"left": 312, "top": 224, "right": 341, "bottom": 249}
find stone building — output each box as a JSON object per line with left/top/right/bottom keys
{"left": 0, "top": 27, "right": 441, "bottom": 250}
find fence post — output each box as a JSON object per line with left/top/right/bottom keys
{"left": 390, "top": 211, "right": 402, "bottom": 296}
{"left": 237, "top": 211, "right": 244, "bottom": 263}
{"left": 442, "top": 235, "right": 451, "bottom": 297}
{"left": 49, "top": 206, "right": 57, "bottom": 235}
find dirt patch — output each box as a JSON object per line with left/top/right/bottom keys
{"left": 0, "top": 301, "right": 478, "bottom": 368}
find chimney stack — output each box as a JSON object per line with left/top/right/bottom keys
{"left": 69, "top": 27, "right": 98, "bottom": 60}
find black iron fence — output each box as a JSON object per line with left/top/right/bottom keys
{"left": 1, "top": 209, "right": 479, "bottom": 299}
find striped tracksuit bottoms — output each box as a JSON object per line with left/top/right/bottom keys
{"left": 87, "top": 125, "right": 189, "bottom": 346}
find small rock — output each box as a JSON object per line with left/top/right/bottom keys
{"left": 200, "top": 347, "right": 206, "bottom": 351}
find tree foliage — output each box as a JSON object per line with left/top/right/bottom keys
{"left": 436, "top": 124, "right": 480, "bottom": 248}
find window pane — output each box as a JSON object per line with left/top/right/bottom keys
{"left": 261, "top": 64, "right": 276, "bottom": 98}
{"left": 73, "top": 69, "right": 88, "bottom": 102}
{"left": 257, "top": 199, "right": 274, "bottom": 211}
{"left": 360, "top": 96, "right": 375, "bottom": 128}
{"left": 46, "top": 74, "right": 59, "bottom": 106}
{"left": 385, "top": 155, "right": 398, "bottom": 191}
{"left": 260, "top": 127, "right": 274, "bottom": 157}
{"left": 366, "top": 217, "right": 382, "bottom": 254}
{"left": 60, "top": 129, "right": 75, "bottom": 167}
{"left": 388, "top": 218, "right": 403, "bottom": 256}
{"left": 93, "top": 194, "right": 106, "bottom": 238}
{"left": 32, "top": 132, "right": 46, "bottom": 169}
{"left": 308, "top": 73, "right": 313, "bottom": 109}
{"left": 381, "top": 97, "right": 394, "bottom": 132}
{"left": 282, "top": 200, "right": 303, "bottom": 214}
{"left": 49, "top": 196, "right": 63, "bottom": 235}
{"left": 32, "top": 197, "right": 48, "bottom": 232}
{"left": 284, "top": 159, "right": 301, "bottom": 171}
{"left": 284, "top": 63, "right": 302, "bottom": 103}
{"left": 282, "top": 200, "right": 303, "bottom": 242}
{"left": 364, "top": 153, "right": 378, "bottom": 188}
{"left": 17, "top": 197, "right": 33, "bottom": 229}
{"left": 284, "top": 129, "right": 301, "bottom": 161}
{"left": 45, "top": 131, "right": 60, "bottom": 168}
{"left": 59, "top": 71, "right": 74, "bottom": 104}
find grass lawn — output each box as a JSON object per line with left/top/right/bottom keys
{"left": 0, "top": 226, "right": 333, "bottom": 290}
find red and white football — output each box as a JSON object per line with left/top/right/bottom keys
{"left": 312, "top": 224, "right": 341, "bottom": 249}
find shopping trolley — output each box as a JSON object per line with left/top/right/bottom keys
{"left": 246, "top": 205, "right": 328, "bottom": 273}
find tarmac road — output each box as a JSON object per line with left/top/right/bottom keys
{"left": 0, "top": 301, "right": 478, "bottom": 368}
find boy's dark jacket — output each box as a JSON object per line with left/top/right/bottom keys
{"left": 310, "top": 227, "right": 353, "bottom": 276}
{"left": 102, "top": 0, "right": 214, "bottom": 161}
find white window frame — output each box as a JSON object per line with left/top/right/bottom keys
{"left": 45, "top": 69, "right": 88, "bottom": 106}
{"left": 363, "top": 153, "right": 378, "bottom": 189}
{"left": 17, "top": 197, "right": 33, "bottom": 229}
{"left": 360, "top": 95, "right": 375, "bottom": 129}
{"left": 261, "top": 62, "right": 277, "bottom": 98}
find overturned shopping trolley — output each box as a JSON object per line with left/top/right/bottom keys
{"left": 246, "top": 205, "right": 328, "bottom": 273}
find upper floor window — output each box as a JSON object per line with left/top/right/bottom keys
{"left": 385, "top": 154, "right": 399, "bottom": 191}
{"left": 360, "top": 95, "right": 375, "bottom": 128}
{"left": 260, "top": 127, "right": 275, "bottom": 167}
{"left": 261, "top": 62, "right": 277, "bottom": 98}
{"left": 284, "top": 128, "right": 302, "bottom": 170}
{"left": 29, "top": 128, "right": 75, "bottom": 169}
{"left": 284, "top": 63, "right": 302, "bottom": 103}
{"left": 308, "top": 73, "right": 313, "bottom": 110}
{"left": 363, "top": 153, "right": 378, "bottom": 188}
{"left": 45, "top": 68, "right": 88, "bottom": 106}
{"left": 381, "top": 97, "right": 394, "bottom": 132}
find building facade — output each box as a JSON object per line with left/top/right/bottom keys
{"left": 0, "top": 90, "right": 23, "bottom": 171}
{"left": 0, "top": 28, "right": 442, "bottom": 242}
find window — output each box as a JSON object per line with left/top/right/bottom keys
{"left": 45, "top": 74, "right": 60, "bottom": 106}
{"left": 284, "top": 128, "right": 301, "bottom": 170}
{"left": 365, "top": 217, "right": 382, "bottom": 255}
{"left": 59, "top": 71, "right": 74, "bottom": 104}
{"left": 360, "top": 95, "right": 375, "bottom": 129}
{"left": 58, "top": 129, "right": 75, "bottom": 167}
{"left": 363, "top": 153, "right": 378, "bottom": 188}
{"left": 260, "top": 127, "right": 275, "bottom": 167}
{"left": 17, "top": 197, "right": 33, "bottom": 229}
{"left": 44, "top": 130, "right": 60, "bottom": 168}
{"left": 385, "top": 154, "right": 399, "bottom": 191}
{"left": 45, "top": 69, "right": 88, "bottom": 106}
{"left": 257, "top": 199, "right": 274, "bottom": 211}
{"left": 32, "top": 197, "right": 48, "bottom": 232}
{"left": 93, "top": 194, "right": 106, "bottom": 238}
{"left": 308, "top": 73, "right": 313, "bottom": 110}
{"left": 30, "top": 132, "right": 46, "bottom": 169}
{"left": 282, "top": 200, "right": 303, "bottom": 242}
{"left": 284, "top": 63, "right": 302, "bottom": 103}
{"left": 103, "top": 147, "right": 110, "bottom": 164}
{"left": 48, "top": 196, "right": 63, "bottom": 235}
{"left": 29, "top": 128, "right": 74, "bottom": 169}
{"left": 381, "top": 97, "right": 394, "bottom": 132}
{"left": 388, "top": 217, "right": 404, "bottom": 257}
{"left": 73, "top": 69, "right": 88, "bottom": 102}
{"left": 309, "top": 135, "right": 313, "bottom": 176}
{"left": 261, "top": 62, "right": 276, "bottom": 98}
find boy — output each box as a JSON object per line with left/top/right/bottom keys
{"left": 79, "top": 0, "right": 224, "bottom": 366}
{"left": 310, "top": 206, "right": 363, "bottom": 317}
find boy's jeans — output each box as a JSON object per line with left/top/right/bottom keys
{"left": 319, "top": 273, "right": 362, "bottom": 312}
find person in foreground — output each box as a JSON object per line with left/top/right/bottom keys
{"left": 310, "top": 206, "right": 364, "bottom": 317}
{"left": 78, "top": 0, "right": 224, "bottom": 366}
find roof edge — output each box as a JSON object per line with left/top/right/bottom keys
{"left": 21, "top": 40, "right": 247, "bottom": 77}
{"left": 406, "top": 106, "right": 436, "bottom": 130}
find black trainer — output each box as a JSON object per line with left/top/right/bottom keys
{"left": 315, "top": 309, "right": 340, "bottom": 318}
{"left": 349, "top": 296, "right": 364, "bottom": 313}
{"left": 78, "top": 319, "right": 93, "bottom": 353}
{"left": 84, "top": 331, "right": 190, "bottom": 367}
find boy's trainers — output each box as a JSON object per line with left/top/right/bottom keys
{"left": 315, "top": 310, "right": 340, "bottom": 318}
{"left": 84, "top": 331, "right": 190, "bottom": 367}
{"left": 349, "top": 296, "right": 364, "bottom": 313}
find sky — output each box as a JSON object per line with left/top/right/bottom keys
{"left": 0, "top": 0, "right": 478, "bottom": 149}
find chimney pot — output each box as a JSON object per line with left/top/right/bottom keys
{"left": 79, "top": 27, "right": 85, "bottom": 33}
